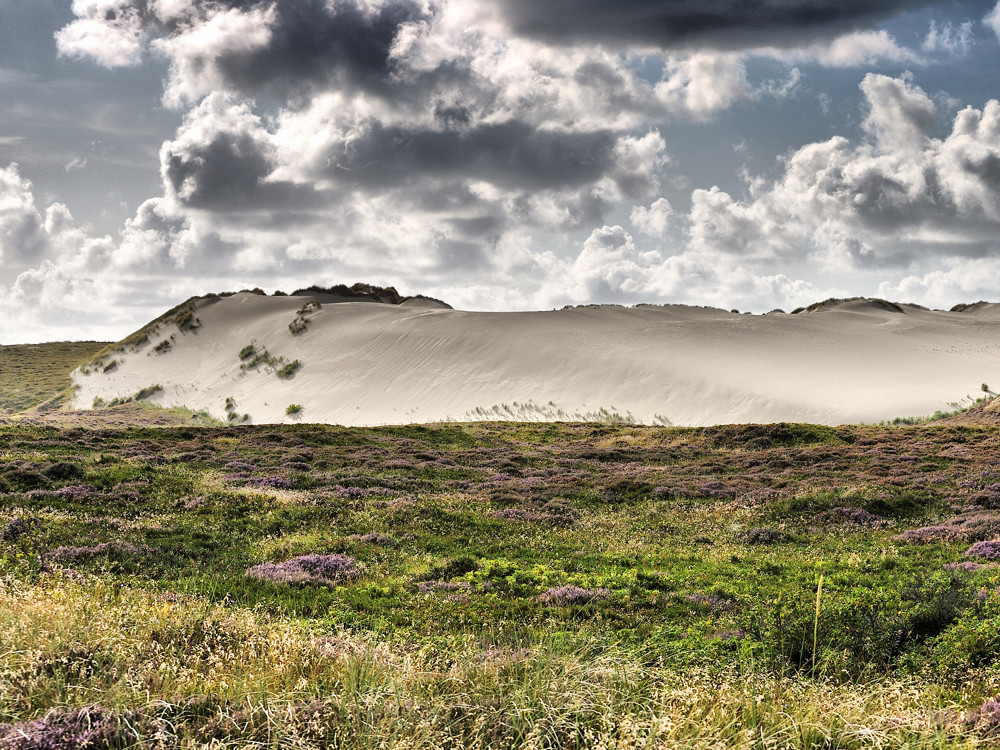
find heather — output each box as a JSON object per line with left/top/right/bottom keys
{"left": 2, "top": 418, "right": 1000, "bottom": 746}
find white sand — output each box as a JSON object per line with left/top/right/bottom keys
{"left": 71, "top": 294, "right": 1000, "bottom": 426}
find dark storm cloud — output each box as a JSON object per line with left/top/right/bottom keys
{"left": 495, "top": 0, "right": 939, "bottom": 49}
{"left": 162, "top": 128, "right": 320, "bottom": 211}
{"left": 213, "top": 0, "right": 430, "bottom": 97}
{"left": 326, "top": 121, "right": 618, "bottom": 191}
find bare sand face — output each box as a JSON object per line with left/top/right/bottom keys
{"left": 72, "top": 294, "right": 1000, "bottom": 426}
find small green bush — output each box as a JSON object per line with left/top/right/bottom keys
{"left": 286, "top": 404, "right": 303, "bottom": 415}
{"left": 239, "top": 344, "right": 257, "bottom": 360}
{"left": 174, "top": 309, "right": 199, "bottom": 331}
{"left": 277, "top": 360, "right": 301, "bottom": 379}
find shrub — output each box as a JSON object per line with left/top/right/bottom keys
{"left": 277, "top": 360, "right": 301, "bottom": 379}
{"left": 238, "top": 344, "right": 257, "bottom": 360}
{"left": 739, "top": 527, "right": 788, "bottom": 545}
{"left": 965, "top": 540, "right": 1000, "bottom": 560}
{"left": 153, "top": 339, "right": 171, "bottom": 353}
{"left": 45, "top": 541, "right": 148, "bottom": 563}
{"left": 0, "top": 705, "right": 128, "bottom": 750}
{"left": 44, "top": 461, "right": 85, "bottom": 481}
{"left": 174, "top": 308, "right": 199, "bottom": 330}
{"left": 965, "top": 697, "right": 1000, "bottom": 739}
{"left": 538, "top": 585, "right": 610, "bottom": 605}
{"left": 1, "top": 517, "right": 35, "bottom": 541}
{"left": 286, "top": 404, "right": 303, "bottom": 415}
{"left": 246, "top": 553, "right": 361, "bottom": 587}
{"left": 102, "top": 360, "right": 118, "bottom": 373}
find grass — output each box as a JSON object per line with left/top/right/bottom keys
{"left": 2, "top": 418, "right": 1000, "bottom": 746}
{"left": 0, "top": 342, "right": 108, "bottom": 414}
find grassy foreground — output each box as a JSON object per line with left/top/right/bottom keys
{"left": 2, "top": 418, "right": 1000, "bottom": 748}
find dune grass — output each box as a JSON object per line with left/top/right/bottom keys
{"left": 0, "top": 342, "right": 108, "bottom": 414}
{"left": 1, "top": 419, "right": 1000, "bottom": 746}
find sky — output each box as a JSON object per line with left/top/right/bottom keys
{"left": 2, "top": 0, "right": 1000, "bottom": 342}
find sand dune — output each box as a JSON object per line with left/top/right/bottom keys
{"left": 71, "top": 292, "right": 1000, "bottom": 426}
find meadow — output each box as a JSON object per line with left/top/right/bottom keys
{"left": 2, "top": 411, "right": 1000, "bottom": 748}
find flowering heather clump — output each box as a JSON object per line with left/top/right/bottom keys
{"left": 246, "top": 553, "right": 361, "bottom": 587}
{"left": 44, "top": 542, "right": 147, "bottom": 563}
{"left": 895, "top": 526, "right": 954, "bottom": 543}
{"left": 965, "top": 540, "right": 1000, "bottom": 560}
{"left": 489, "top": 507, "right": 542, "bottom": 522}
{"left": 944, "top": 561, "right": 984, "bottom": 571}
{"left": 224, "top": 460, "right": 256, "bottom": 473}
{"left": 417, "top": 580, "right": 472, "bottom": 593}
{"left": 896, "top": 511, "right": 1000, "bottom": 544}
{"left": 25, "top": 485, "right": 102, "bottom": 503}
{"left": 1, "top": 516, "right": 34, "bottom": 541}
{"left": 821, "top": 506, "right": 886, "bottom": 527}
{"left": 697, "top": 480, "right": 737, "bottom": 498}
{"left": 685, "top": 593, "right": 736, "bottom": 612}
{"left": 538, "top": 585, "right": 610, "bottom": 605}
{"left": 329, "top": 485, "right": 399, "bottom": 500}
{"left": 348, "top": 531, "right": 393, "bottom": 546}
{"left": 0, "top": 705, "right": 126, "bottom": 749}
{"left": 965, "top": 697, "right": 1000, "bottom": 739}
{"left": 739, "top": 527, "right": 788, "bottom": 545}
{"left": 244, "top": 476, "right": 293, "bottom": 490}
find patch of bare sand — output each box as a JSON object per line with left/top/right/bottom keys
{"left": 71, "top": 294, "right": 1000, "bottom": 427}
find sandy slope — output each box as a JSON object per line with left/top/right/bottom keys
{"left": 71, "top": 293, "right": 1000, "bottom": 426}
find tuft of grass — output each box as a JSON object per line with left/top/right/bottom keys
{"left": 277, "top": 360, "right": 301, "bottom": 379}
{"left": 100, "top": 384, "right": 163, "bottom": 408}
{"left": 285, "top": 403, "right": 303, "bottom": 415}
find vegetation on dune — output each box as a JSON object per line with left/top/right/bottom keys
{"left": 93, "top": 384, "right": 163, "bottom": 409}
{"left": 2, "top": 418, "right": 1000, "bottom": 746}
{"left": 0, "top": 342, "right": 108, "bottom": 415}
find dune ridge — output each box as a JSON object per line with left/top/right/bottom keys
{"left": 71, "top": 291, "right": 1000, "bottom": 426}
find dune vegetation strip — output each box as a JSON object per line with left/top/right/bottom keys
{"left": 2, "top": 419, "right": 1000, "bottom": 746}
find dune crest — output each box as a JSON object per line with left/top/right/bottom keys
{"left": 72, "top": 291, "right": 1000, "bottom": 426}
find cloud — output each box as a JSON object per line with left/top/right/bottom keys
{"left": 654, "top": 52, "right": 751, "bottom": 119}
{"left": 631, "top": 198, "right": 675, "bottom": 237}
{"left": 492, "top": 0, "right": 936, "bottom": 50}
{"left": 571, "top": 225, "right": 661, "bottom": 299}
{"left": 878, "top": 259, "right": 1000, "bottom": 308}
{"left": 0, "top": 164, "right": 47, "bottom": 267}
{"left": 764, "top": 30, "right": 922, "bottom": 67}
{"left": 56, "top": 0, "right": 147, "bottom": 68}
{"left": 317, "top": 120, "right": 619, "bottom": 191}
{"left": 985, "top": 1, "right": 1000, "bottom": 40}
{"left": 686, "top": 74, "right": 1000, "bottom": 270}
{"left": 922, "top": 20, "right": 974, "bottom": 56}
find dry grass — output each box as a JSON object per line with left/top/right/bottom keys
{"left": 0, "top": 575, "right": 982, "bottom": 748}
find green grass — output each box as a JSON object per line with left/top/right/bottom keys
{"left": 0, "top": 341, "right": 108, "bottom": 414}
{"left": 1, "top": 419, "right": 1000, "bottom": 746}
